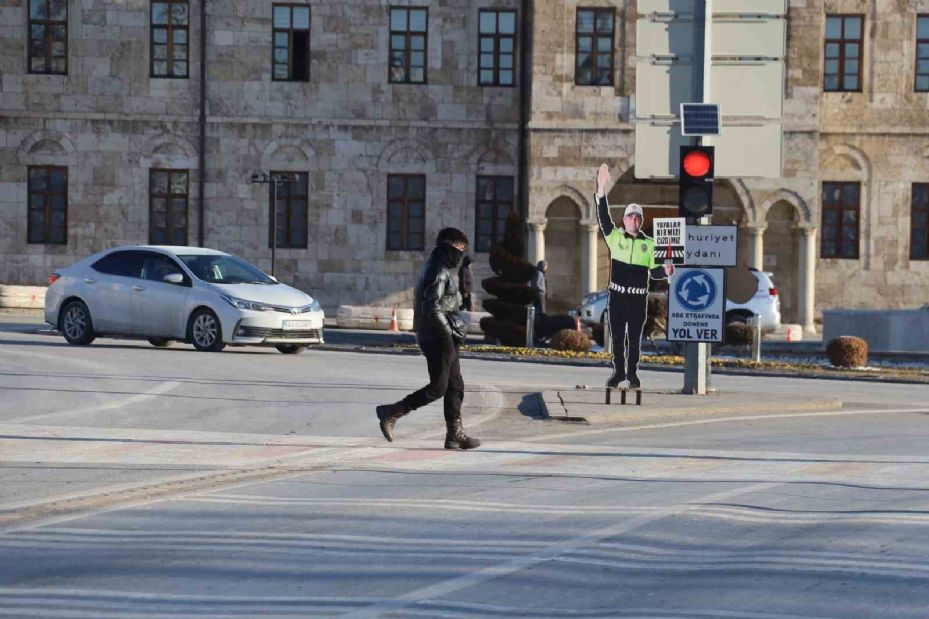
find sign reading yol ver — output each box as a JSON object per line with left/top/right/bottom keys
{"left": 668, "top": 267, "right": 725, "bottom": 343}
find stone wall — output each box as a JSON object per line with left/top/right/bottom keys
{"left": 3, "top": 0, "right": 929, "bottom": 318}
{"left": 0, "top": 0, "right": 521, "bottom": 312}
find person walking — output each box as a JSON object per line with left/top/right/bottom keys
{"left": 595, "top": 164, "right": 674, "bottom": 389}
{"left": 531, "top": 260, "right": 548, "bottom": 315}
{"left": 375, "top": 228, "right": 481, "bottom": 450}
{"left": 458, "top": 254, "right": 474, "bottom": 311}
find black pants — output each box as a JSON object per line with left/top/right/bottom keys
{"left": 401, "top": 335, "right": 464, "bottom": 425}
{"left": 608, "top": 292, "right": 647, "bottom": 378}
{"left": 460, "top": 294, "right": 472, "bottom": 312}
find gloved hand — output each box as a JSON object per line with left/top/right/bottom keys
{"left": 448, "top": 312, "right": 468, "bottom": 345}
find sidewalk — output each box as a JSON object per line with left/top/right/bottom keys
{"left": 540, "top": 387, "right": 843, "bottom": 425}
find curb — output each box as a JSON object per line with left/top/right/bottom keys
{"left": 14, "top": 327, "right": 929, "bottom": 385}
{"left": 540, "top": 389, "right": 844, "bottom": 425}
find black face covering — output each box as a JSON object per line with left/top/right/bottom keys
{"left": 433, "top": 243, "right": 464, "bottom": 269}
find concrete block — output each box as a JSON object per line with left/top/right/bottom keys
{"left": 824, "top": 308, "right": 929, "bottom": 353}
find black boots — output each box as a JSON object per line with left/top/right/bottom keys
{"left": 607, "top": 371, "right": 626, "bottom": 388}
{"left": 444, "top": 418, "right": 481, "bottom": 450}
{"left": 628, "top": 373, "right": 641, "bottom": 389}
{"left": 375, "top": 402, "right": 409, "bottom": 442}
{"left": 377, "top": 405, "right": 480, "bottom": 450}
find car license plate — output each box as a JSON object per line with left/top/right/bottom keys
{"left": 282, "top": 320, "right": 311, "bottom": 330}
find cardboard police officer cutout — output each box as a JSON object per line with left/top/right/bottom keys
{"left": 595, "top": 164, "right": 675, "bottom": 389}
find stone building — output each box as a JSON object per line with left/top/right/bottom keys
{"left": 2, "top": 0, "right": 929, "bottom": 330}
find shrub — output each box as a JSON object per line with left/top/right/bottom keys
{"left": 480, "top": 316, "right": 527, "bottom": 347}
{"left": 725, "top": 321, "right": 753, "bottom": 346}
{"left": 826, "top": 336, "right": 868, "bottom": 368}
{"left": 591, "top": 322, "right": 605, "bottom": 347}
{"left": 645, "top": 294, "right": 668, "bottom": 339}
{"left": 550, "top": 329, "right": 591, "bottom": 352}
{"left": 482, "top": 298, "right": 527, "bottom": 323}
{"left": 481, "top": 277, "right": 536, "bottom": 305}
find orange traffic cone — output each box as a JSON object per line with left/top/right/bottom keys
{"left": 389, "top": 307, "right": 399, "bottom": 332}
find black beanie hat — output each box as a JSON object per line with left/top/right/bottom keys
{"left": 436, "top": 227, "right": 469, "bottom": 246}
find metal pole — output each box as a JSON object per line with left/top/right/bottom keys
{"left": 604, "top": 308, "right": 613, "bottom": 356}
{"left": 683, "top": 0, "right": 712, "bottom": 395}
{"left": 525, "top": 304, "right": 535, "bottom": 348}
{"left": 751, "top": 315, "right": 762, "bottom": 363}
{"left": 197, "top": 0, "right": 207, "bottom": 247}
{"left": 270, "top": 178, "right": 277, "bottom": 277}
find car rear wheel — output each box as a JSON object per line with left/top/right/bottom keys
{"left": 275, "top": 344, "right": 306, "bottom": 354}
{"left": 148, "top": 338, "right": 173, "bottom": 348}
{"left": 61, "top": 300, "right": 96, "bottom": 346}
{"left": 188, "top": 309, "right": 226, "bottom": 352}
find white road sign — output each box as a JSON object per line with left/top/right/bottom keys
{"left": 653, "top": 217, "right": 686, "bottom": 266}
{"left": 685, "top": 225, "right": 738, "bottom": 267}
{"left": 668, "top": 267, "right": 726, "bottom": 343}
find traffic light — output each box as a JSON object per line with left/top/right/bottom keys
{"left": 678, "top": 145, "right": 714, "bottom": 220}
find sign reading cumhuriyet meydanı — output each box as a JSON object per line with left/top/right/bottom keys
{"left": 685, "top": 225, "right": 738, "bottom": 267}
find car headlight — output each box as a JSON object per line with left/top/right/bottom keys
{"left": 221, "top": 295, "right": 272, "bottom": 312}
{"left": 309, "top": 299, "right": 321, "bottom": 312}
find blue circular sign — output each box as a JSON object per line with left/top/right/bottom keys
{"left": 675, "top": 270, "right": 717, "bottom": 311}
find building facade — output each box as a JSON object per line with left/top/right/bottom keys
{"left": 2, "top": 0, "right": 928, "bottom": 330}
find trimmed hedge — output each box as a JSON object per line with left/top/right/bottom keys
{"left": 481, "top": 277, "right": 536, "bottom": 305}
{"left": 725, "top": 321, "right": 753, "bottom": 346}
{"left": 551, "top": 329, "right": 591, "bottom": 352}
{"left": 482, "top": 298, "right": 527, "bottom": 324}
{"left": 826, "top": 336, "right": 868, "bottom": 368}
{"left": 479, "top": 316, "right": 527, "bottom": 347}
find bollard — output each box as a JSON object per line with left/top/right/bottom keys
{"left": 750, "top": 314, "right": 762, "bottom": 363}
{"left": 603, "top": 308, "right": 612, "bottom": 355}
{"left": 526, "top": 304, "right": 536, "bottom": 348}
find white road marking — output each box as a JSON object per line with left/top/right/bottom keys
{"left": 5, "top": 381, "right": 181, "bottom": 424}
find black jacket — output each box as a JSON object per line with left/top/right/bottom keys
{"left": 413, "top": 246, "right": 467, "bottom": 342}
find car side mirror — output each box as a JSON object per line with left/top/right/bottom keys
{"left": 269, "top": 275, "right": 278, "bottom": 283}
{"left": 163, "top": 273, "right": 185, "bottom": 285}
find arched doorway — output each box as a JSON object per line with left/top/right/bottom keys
{"left": 764, "top": 201, "right": 800, "bottom": 323}
{"left": 543, "top": 197, "right": 583, "bottom": 313}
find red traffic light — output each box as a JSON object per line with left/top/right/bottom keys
{"left": 683, "top": 150, "right": 711, "bottom": 177}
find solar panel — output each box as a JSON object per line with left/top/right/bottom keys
{"left": 680, "top": 103, "right": 721, "bottom": 136}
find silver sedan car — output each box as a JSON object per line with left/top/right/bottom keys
{"left": 45, "top": 246, "right": 325, "bottom": 353}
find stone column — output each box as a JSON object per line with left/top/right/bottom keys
{"left": 798, "top": 226, "right": 818, "bottom": 335}
{"left": 744, "top": 225, "right": 766, "bottom": 270}
{"left": 580, "top": 221, "right": 599, "bottom": 296}
{"left": 527, "top": 219, "right": 546, "bottom": 265}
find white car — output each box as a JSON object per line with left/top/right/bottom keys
{"left": 578, "top": 269, "right": 782, "bottom": 334}
{"left": 44, "top": 246, "right": 325, "bottom": 353}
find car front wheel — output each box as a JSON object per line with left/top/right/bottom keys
{"left": 275, "top": 344, "right": 306, "bottom": 354}
{"left": 188, "top": 309, "right": 226, "bottom": 352}
{"left": 60, "top": 300, "right": 96, "bottom": 346}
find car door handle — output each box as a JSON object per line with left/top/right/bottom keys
{"left": 84, "top": 278, "right": 96, "bottom": 284}
{"left": 131, "top": 285, "right": 145, "bottom": 291}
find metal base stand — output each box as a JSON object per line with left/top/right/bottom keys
{"left": 606, "top": 387, "right": 642, "bottom": 406}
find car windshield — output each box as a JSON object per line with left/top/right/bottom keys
{"left": 177, "top": 254, "right": 276, "bottom": 285}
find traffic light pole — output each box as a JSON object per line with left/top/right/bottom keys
{"left": 683, "top": 0, "right": 713, "bottom": 395}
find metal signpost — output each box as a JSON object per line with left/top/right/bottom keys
{"left": 634, "top": 0, "right": 787, "bottom": 394}
{"left": 250, "top": 172, "right": 299, "bottom": 278}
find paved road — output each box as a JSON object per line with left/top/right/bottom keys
{"left": 2, "top": 328, "right": 929, "bottom": 618}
